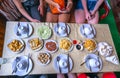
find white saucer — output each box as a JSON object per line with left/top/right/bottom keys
{"left": 44, "top": 40, "right": 58, "bottom": 53}
{"left": 12, "top": 56, "right": 33, "bottom": 76}
{"left": 85, "top": 53, "right": 103, "bottom": 72}
{"left": 54, "top": 22, "right": 70, "bottom": 37}
{"left": 80, "top": 24, "right": 96, "bottom": 39}
{"left": 7, "top": 38, "right": 25, "bottom": 54}
{"left": 53, "top": 54, "right": 73, "bottom": 73}
{"left": 97, "top": 42, "right": 113, "bottom": 57}
{"left": 14, "top": 22, "right": 33, "bottom": 38}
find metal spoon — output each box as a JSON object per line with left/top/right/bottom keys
{"left": 12, "top": 57, "right": 20, "bottom": 74}
{"left": 16, "top": 22, "right": 21, "bottom": 36}
{"left": 57, "top": 56, "right": 61, "bottom": 73}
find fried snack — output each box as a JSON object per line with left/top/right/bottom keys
{"left": 28, "top": 38, "right": 42, "bottom": 50}
{"left": 7, "top": 39, "right": 23, "bottom": 52}
{"left": 84, "top": 39, "right": 96, "bottom": 51}
{"left": 60, "top": 38, "right": 72, "bottom": 51}
{"left": 38, "top": 53, "right": 50, "bottom": 64}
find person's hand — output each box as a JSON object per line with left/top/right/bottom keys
{"left": 38, "top": 4, "right": 44, "bottom": 16}
{"left": 58, "top": 1, "right": 73, "bottom": 14}
{"left": 85, "top": 11, "right": 92, "bottom": 21}
{"left": 54, "top": 3, "right": 62, "bottom": 12}
{"left": 31, "top": 18, "right": 40, "bottom": 22}
{"left": 90, "top": 10, "right": 96, "bottom": 19}
{"left": 65, "top": 1, "right": 73, "bottom": 13}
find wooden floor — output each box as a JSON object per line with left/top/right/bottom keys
{"left": 0, "top": 15, "right": 6, "bottom": 57}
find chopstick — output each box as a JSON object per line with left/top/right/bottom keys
{"left": 67, "top": 53, "right": 70, "bottom": 72}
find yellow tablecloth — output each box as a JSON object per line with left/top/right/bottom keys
{"left": 0, "top": 21, "right": 120, "bottom": 75}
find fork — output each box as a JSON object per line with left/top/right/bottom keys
{"left": 16, "top": 22, "right": 21, "bottom": 36}
{"left": 27, "top": 24, "right": 29, "bottom": 36}
{"left": 67, "top": 54, "right": 70, "bottom": 72}
{"left": 65, "top": 23, "right": 68, "bottom": 36}
{"left": 26, "top": 53, "right": 31, "bottom": 72}
{"left": 82, "top": 25, "right": 87, "bottom": 38}
{"left": 57, "top": 23, "right": 59, "bottom": 34}
{"left": 12, "top": 57, "right": 20, "bottom": 74}
{"left": 97, "top": 56, "right": 101, "bottom": 69}
{"left": 89, "top": 24, "right": 94, "bottom": 35}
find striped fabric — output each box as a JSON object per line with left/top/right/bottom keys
{"left": 0, "top": 0, "right": 22, "bottom": 20}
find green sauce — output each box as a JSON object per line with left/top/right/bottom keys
{"left": 37, "top": 26, "right": 52, "bottom": 39}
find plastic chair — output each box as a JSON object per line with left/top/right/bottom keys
{"left": 100, "top": 0, "right": 111, "bottom": 20}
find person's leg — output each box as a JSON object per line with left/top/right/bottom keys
{"left": 58, "top": 13, "right": 70, "bottom": 23}
{"left": 57, "top": 74, "right": 65, "bottom": 78}
{"left": 88, "top": 11, "right": 99, "bottom": 24}
{"left": 74, "top": 9, "right": 86, "bottom": 23}
{"left": 68, "top": 73, "right": 77, "bottom": 78}
{"left": 30, "top": 5, "right": 42, "bottom": 21}
{"left": 46, "top": 12, "right": 58, "bottom": 22}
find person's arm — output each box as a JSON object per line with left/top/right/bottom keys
{"left": 45, "top": 0, "right": 64, "bottom": 13}
{"left": 45, "top": 0, "right": 60, "bottom": 9}
{"left": 65, "top": 0, "right": 73, "bottom": 13}
{"left": 13, "top": 0, "right": 40, "bottom": 22}
{"left": 81, "top": 0, "right": 91, "bottom": 20}
{"left": 38, "top": 0, "right": 44, "bottom": 16}
{"left": 91, "top": 0, "right": 104, "bottom": 16}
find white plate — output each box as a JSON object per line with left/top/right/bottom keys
{"left": 54, "top": 22, "right": 70, "bottom": 37}
{"left": 37, "top": 26, "right": 52, "bottom": 40}
{"left": 14, "top": 22, "right": 33, "bottom": 38}
{"left": 53, "top": 54, "right": 73, "bottom": 73}
{"left": 85, "top": 53, "right": 103, "bottom": 72}
{"left": 44, "top": 40, "right": 58, "bottom": 53}
{"left": 59, "top": 37, "right": 73, "bottom": 52}
{"left": 97, "top": 42, "right": 113, "bottom": 57}
{"left": 12, "top": 56, "right": 33, "bottom": 76}
{"left": 27, "top": 37, "right": 44, "bottom": 52}
{"left": 80, "top": 24, "right": 96, "bottom": 39}
{"left": 37, "top": 52, "right": 51, "bottom": 66}
{"left": 7, "top": 38, "right": 25, "bottom": 54}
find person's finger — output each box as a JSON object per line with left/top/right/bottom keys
{"left": 57, "top": 74, "right": 65, "bottom": 78}
{"left": 39, "top": 6, "right": 44, "bottom": 16}
{"left": 87, "top": 76, "right": 90, "bottom": 78}
{"left": 68, "top": 73, "right": 77, "bottom": 78}
{"left": 38, "top": 5, "right": 40, "bottom": 11}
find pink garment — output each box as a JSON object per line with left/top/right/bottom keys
{"left": 77, "top": 73, "right": 87, "bottom": 78}
{"left": 102, "top": 72, "right": 116, "bottom": 78}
